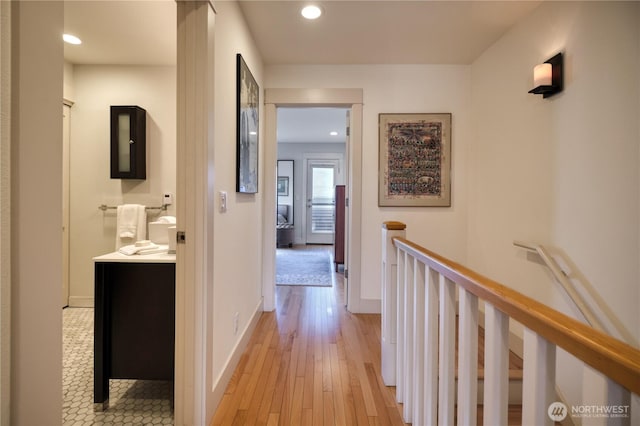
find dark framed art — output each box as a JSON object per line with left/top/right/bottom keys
{"left": 277, "top": 177, "right": 289, "bottom": 196}
{"left": 236, "top": 54, "right": 259, "bottom": 193}
{"left": 378, "top": 113, "right": 452, "bottom": 207}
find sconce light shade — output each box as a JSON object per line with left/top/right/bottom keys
{"left": 528, "top": 52, "right": 563, "bottom": 98}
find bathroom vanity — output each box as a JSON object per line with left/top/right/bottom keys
{"left": 93, "top": 250, "right": 175, "bottom": 410}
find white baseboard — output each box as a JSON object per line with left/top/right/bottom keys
{"left": 207, "top": 299, "right": 263, "bottom": 422}
{"left": 68, "top": 296, "right": 94, "bottom": 308}
{"left": 349, "top": 297, "right": 381, "bottom": 314}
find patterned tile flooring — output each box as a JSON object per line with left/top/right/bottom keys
{"left": 63, "top": 308, "right": 174, "bottom": 425}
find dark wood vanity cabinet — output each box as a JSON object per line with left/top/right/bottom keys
{"left": 110, "top": 105, "right": 146, "bottom": 179}
{"left": 94, "top": 260, "right": 175, "bottom": 409}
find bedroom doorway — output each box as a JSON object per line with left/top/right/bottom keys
{"left": 275, "top": 108, "right": 347, "bottom": 288}
{"left": 263, "top": 88, "right": 363, "bottom": 313}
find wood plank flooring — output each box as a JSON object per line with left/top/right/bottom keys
{"left": 212, "top": 246, "right": 405, "bottom": 425}
{"left": 211, "top": 246, "right": 523, "bottom": 425}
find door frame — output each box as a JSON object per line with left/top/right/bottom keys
{"left": 262, "top": 88, "right": 367, "bottom": 313}
{"left": 303, "top": 155, "right": 344, "bottom": 245}
{"left": 62, "top": 100, "right": 73, "bottom": 308}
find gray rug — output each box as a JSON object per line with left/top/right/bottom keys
{"left": 276, "top": 249, "right": 333, "bottom": 286}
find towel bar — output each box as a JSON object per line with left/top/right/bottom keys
{"left": 98, "top": 204, "right": 169, "bottom": 212}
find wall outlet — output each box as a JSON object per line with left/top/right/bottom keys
{"left": 233, "top": 312, "right": 239, "bottom": 335}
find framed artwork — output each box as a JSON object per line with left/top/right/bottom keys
{"left": 277, "top": 176, "right": 289, "bottom": 196}
{"left": 236, "top": 54, "right": 259, "bottom": 193}
{"left": 378, "top": 113, "right": 452, "bottom": 207}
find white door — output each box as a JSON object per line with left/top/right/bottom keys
{"left": 62, "top": 103, "right": 71, "bottom": 308}
{"left": 306, "top": 160, "right": 338, "bottom": 244}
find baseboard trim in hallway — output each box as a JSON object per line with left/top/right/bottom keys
{"left": 209, "top": 299, "right": 264, "bottom": 420}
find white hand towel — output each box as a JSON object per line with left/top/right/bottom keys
{"left": 115, "top": 204, "right": 147, "bottom": 249}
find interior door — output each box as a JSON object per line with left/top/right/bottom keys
{"left": 305, "top": 160, "right": 338, "bottom": 244}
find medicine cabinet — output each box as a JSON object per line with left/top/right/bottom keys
{"left": 110, "top": 105, "right": 146, "bottom": 179}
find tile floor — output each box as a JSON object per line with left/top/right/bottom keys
{"left": 63, "top": 308, "right": 174, "bottom": 425}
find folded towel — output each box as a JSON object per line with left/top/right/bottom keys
{"left": 118, "top": 241, "right": 163, "bottom": 256}
{"left": 115, "top": 204, "right": 147, "bottom": 249}
{"left": 157, "top": 215, "right": 176, "bottom": 224}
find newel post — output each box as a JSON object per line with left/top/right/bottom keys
{"left": 381, "top": 221, "right": 407, "bottom": 386}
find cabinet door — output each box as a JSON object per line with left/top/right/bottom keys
{"left": 110, "top": 106, "right": 146, "bottom": 179}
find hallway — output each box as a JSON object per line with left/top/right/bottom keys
{"left": 211, "top": 251, "right": 407, "bottom": 425}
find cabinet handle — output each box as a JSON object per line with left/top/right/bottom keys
{"left": 129, "top": 139, "right": 135, "bottom": 144}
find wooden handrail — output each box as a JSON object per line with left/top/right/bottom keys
{"left": 392, "top": 236, "right": 640, "bottom": 395}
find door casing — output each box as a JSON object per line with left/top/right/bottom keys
{"left": 262, "top": 88, "right": 374, "bottom": 313}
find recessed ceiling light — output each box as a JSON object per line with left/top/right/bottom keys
{"left": 63, "top": 33, "right": 82, "bottom": 45}
{"left": 330, "top": 131, "right": 338, "bottom": 136}
{"left": 301, "top": 5, "right": 322, "bottom": 20}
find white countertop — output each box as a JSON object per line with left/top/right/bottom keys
{"left": 93, "top": 246, "right": 176, "bottom": 263}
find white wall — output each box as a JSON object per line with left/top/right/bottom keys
{"left": 210, "top": 0, "right": 264, "bottom": 397}
{"left": 267, "top": 65, "right": 471, "bottom": 301}
{"left": 470, "top": 0, "right": 639, "bottom": 347}
{"left": 278, "top": 142, "right": 346, "bottom": 244}
{"left": 67, "top": 65, "right": 176, "bottom": 306}
{"left": 10, "top": 1, "right": 63, "bottom": 423}
{"left": 469, "top": 0, "right": 639, "bottom": 418}
{"left": 63, "top": 61, "right": 74, "bottom": 102}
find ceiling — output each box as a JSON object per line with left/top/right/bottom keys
{"left": 277, "top": 107, "right": 350, "bottom": 143}
{"left": 238, "top": 1, "right": 541, "bottom": 65}
{"left": 63, "top": 0, "right": 541, "bottom": 143}
{"left": 63, "top": 0, "right": 176, "bottom": 66}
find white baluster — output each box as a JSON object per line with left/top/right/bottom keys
{"left": 396, "top": 249, "right": 405, "bottom": 403}
{"left": 424, "top": 267, "right": 440, "bottom": 425}
{"left": 381, "top": 224, "right": 405, "bottom": 386}
{"left": 403, "top": 254, "right": 415, "bottom": 422}
{"left": 412, "top": 260, "right": 426, "bottom": 425}
{"left": 438, "top": 275, "right": 456, "bottom": 425}
{"left": 522, "top": 328, "right": 556, "bottom": 426}
{"left": 457, "top": 288, "right": 479, "bottom": 425}
{"left": 582, "top": 367, "right": 631, "bottom": 426}
{"left": 483, "top": 303, "right": 509, "bottom": 426}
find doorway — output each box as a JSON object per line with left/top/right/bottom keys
{"left": 263, "top": 88, "right": 364, "bottom": 313}
{"left": 305, "top": 158, "right": 340, "bottom": 245}
{"left": 275, "top": 108, "right": 346, "bottom": 290}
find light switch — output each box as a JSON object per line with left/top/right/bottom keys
{"left": 219, "top": 191, "right": 227, "bottom": 213}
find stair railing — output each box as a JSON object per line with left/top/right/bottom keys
{"left": 513, "top": 240, "right": 608, "bottom": 333}
{"left": 381, "top": 222, "right": 639, "bottom": 426}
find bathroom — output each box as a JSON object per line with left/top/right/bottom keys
{"left": 62, "top": 2, "right": 177, "bottom": 423}
{"left": 63, "top": 64, "right": 177, "bottom": 307}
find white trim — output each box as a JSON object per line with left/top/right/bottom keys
{"left": 68, "top": 296, "right": 94, "bottom": 308}
{"left": 209, "top": 299, "right": 262, "bottom": 413}
{"left": 262, "top": 103, "right": 278, "bottom": 311}
{"left": 175, "top": 2, "right": 215, "bottom": 424}
{"left": 263, "top": 88, "right": 367, "bottom": 313}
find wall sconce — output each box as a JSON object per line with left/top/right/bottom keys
{"left": 528, "top": 53, "right": 563, "bottom": 98}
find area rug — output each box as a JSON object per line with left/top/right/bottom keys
{"left": 276, "top": 249, "right": 332, "bottom": 286}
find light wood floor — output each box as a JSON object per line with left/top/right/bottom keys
{"left": 212, "top": 246, "right": 406, "bottom": 425}
{"left": 211, "top": 246, "right": 522, "bottom": 425}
